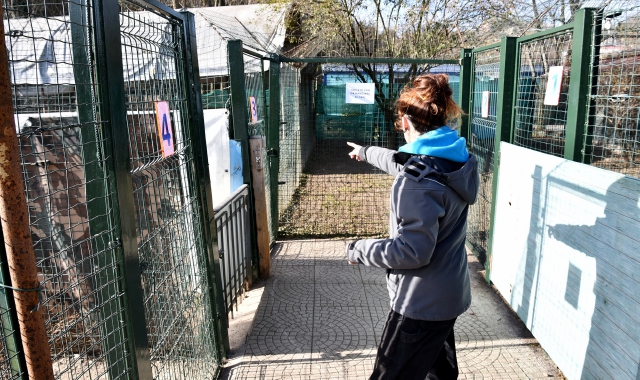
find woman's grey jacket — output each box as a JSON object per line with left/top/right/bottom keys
{"left": 347, "top": 146, "right": 480, "bottom": 321}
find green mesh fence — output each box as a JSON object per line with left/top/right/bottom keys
{"left": 277, "top": 65, "right": 460, "bottom": 239}
{"left": 0, "top": 236, "right": 21, "bottom": 380}
{"left": 513, "top": 31, "right": 574, "bottom": 158}
{"left": 193, "top": 9, "right": 231, "bottom": 111}
{"left": 467, "top": 47, "right": 501, "bottom": 265}
{"left": 585, "top": 2, "right": 640, "bottom": 178}
{"left": 119, "top": 3, "right": 220, "bottom": 378}
{"left": 315, "top": 84, "right": 396, "bottom": 141}
{"left": 277, "top": 63, "right": 318, "bottom": 238}
{"left": 5, "top": 1, "right": 135, "bottom": 378}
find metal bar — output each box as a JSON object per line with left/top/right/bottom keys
{"left": 0, "top": 228, "right": 26, "bottom": 378}
{"left": 241, "top": 195, "right": 251, "bottom": 299}
{"left": 459, "top": 49, "right": 473, "bottom": 141}
{"left": 180, "top": 10, "right": 230, "bottom": 359}
{"left": 267, "top": 55, "right": 281, "bottom": 241}
{"left": 92, "top": 0, "right": 153, "bottom": 377}
{"left": 467, "top": 51, "right": 476, "bottom": 145}
{"left": 69, "top": 1, "right": 129, "bottom": 377}
{"left": 260, "top": 58, "right": 269, "bottom": 244}
{"left": 516, "top": 22, "right": 576, "bottom": 43}
{"left": 229, "top": 40, "right": 251, "bottom": 182}
{"left": 565, "top": 8, "right": 598, "bottom": 162}
{"left": 0, "top": 7, "right": 53, "bottom": 378}
{"left": 214, "top": 184, "right": 250, "bottom": 213}
{"left": 124, "top": 0, "right": 185, "bottom": 20}
{"left": 216, "top": 213, "right": 228, "bottom": 320}
{"left": 228, "top": 40, "right": 261, "bottom": 278}
{"left": 582, "top": 10, "right": 603, "bottom": 165}
{"left": 485, "top": 36, "right": 518, "bottom": 283}
{"left": 280, "top": 57, "right": 459, "bottom": 65}
{"left": 244, "top": 48, "right": 268, "bottom": 60}
{"left": 472, "top": 42, "right": 502, "bottom": 54}
{"left": 497, "top": 37, "right": 519, "bottom": 146}
{"left": 213, "top": 185, "right": 250, "bottom": 320}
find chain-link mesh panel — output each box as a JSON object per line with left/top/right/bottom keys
{"left": 192, "top": 7, "right": 282, "bottom": 55}
{"left": 513, "top": 31, "right": 573, "bottom": 158}
{"left": 119, "top": 4, "right": 220, "bottom": 378}
{"left": 193, "top": 10, "right": 230, "bottom": 110}
{"left": 277, "top": 64, "right": 317, "bottom": 238}
{"left": 245, "top": 56, "right": 266, "bottom": 136}
{"left": 585, "top": 2, "right": 640, "bottom": 178}
{"left": 193, "top": 6, "right": 285, "bottom": 111}
{"left": 5, "top": 0, "right": 134, "bottom": 378}
{"left": 468, "top": 47, "right": 501, "bottom": 265}
{"left": 0, "top": 265, "right": 21, "bottom": 380}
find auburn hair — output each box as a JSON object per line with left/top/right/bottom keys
{"left": 394, "top": 74, "right": 462, "bottom": 133}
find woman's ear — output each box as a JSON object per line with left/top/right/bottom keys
{"left": 402, "top": 115, "right": 410, "bottom": 131}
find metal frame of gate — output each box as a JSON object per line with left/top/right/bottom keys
{"left": 1, "top": 0, "right": 229, "bottom": 378}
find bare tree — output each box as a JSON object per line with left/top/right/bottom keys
{"left": 275, "top": 0, "right": 506, "bottom": 147}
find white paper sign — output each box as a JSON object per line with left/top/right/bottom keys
{"left": 481, "top": 91, "right": 490, "bottom": 118}
{"left": 544, "top": 66, "right": 564, "bottom": 106}
{"left": 345, "top": 83, "right": 375, "bottom": 104}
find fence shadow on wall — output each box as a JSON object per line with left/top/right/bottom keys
{"left": 497, "top": 153, "right": 640, "bottom": 379}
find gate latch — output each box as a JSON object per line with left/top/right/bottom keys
{"left": 266, "top": 149, "right": 279, "bottom": 158}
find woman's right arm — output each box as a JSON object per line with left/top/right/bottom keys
{"left": 358, "top": 146, "right": 403, "bottom": 176}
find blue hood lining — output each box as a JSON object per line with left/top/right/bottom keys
{"left": 398, "top": 126, "right": 469, "bottom": 162}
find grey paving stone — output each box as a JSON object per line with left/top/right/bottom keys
{"left": 315, "top": 283, "right": 371, "bottom": 307}
{"left": 314, "top": 265, "right": 362, "bottom": 284}
{"left": 359, "top": 266, "right": 388, "bottom": 285}
{"left": 222, "top": 240, "right": 565, "bottom": 380}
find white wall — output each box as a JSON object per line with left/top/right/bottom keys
{"left": 204, "top": 109, "right": 231, "bottom": 207}
{"left": 491, "top": 143, "right": 640, "bottom": 380}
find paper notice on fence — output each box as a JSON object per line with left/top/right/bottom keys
{"left": 481, "top": 91, "right": 490, "bottom": 118}
{"left": 345, "top": 83, "right": 375, "bottom": 104}
{"left": 544, "top": 66, "right": 564, "bottom": 106}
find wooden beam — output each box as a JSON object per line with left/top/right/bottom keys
{"left": 249, "top": 136, "right": 270, "bottom": 279}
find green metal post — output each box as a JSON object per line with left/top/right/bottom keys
{"left": 459, "top": 49, "right": 472, "bottom": 141}
{"left": 228, "top": 40, "right": 251, "bottom": 183}
{"left": 485, "top": 37, "right": 517, "bottom": 283}
{"left": 180, "top": 10, "right": 230, "bottom": 359}
{"left": 565, "top": 8, "right": 598, "bottom": 163}
{"left": 0, "top": 228, "right": 26, "bottom": 378}
{"left": 267, "top": 55, "right": 281, "bottom": 241}
{"left": 93, "top": 0, "right": 153, "bottom": 378}
{"left": 70, "top": 2, "right": 130, "bottom": 378}
{"left": 228, "top": 40, "right": 260, "bottom": 278}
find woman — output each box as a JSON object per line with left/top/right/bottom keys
{"left": 346, "top": 74, "right": 479, "bottom": 380}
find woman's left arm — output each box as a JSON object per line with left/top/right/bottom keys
{"left": 347, "top": 189, "right": 445, "bottom": 269}
{"left": 347, "top": 142, "right": 402, "bottom": 176}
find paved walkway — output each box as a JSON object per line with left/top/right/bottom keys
{"left": 222, "top": 239, "right": 564, "bottom": 379}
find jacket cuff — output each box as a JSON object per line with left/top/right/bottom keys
{"left": 346, "top": 240, "right": 361, "bottom": 262}
{"left": 358, "top": 146, "right": 370, "bottom": 162}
